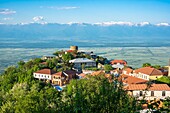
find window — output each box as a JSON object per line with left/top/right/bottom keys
{"left": 140, "top": 91, "right": 143, "bottom": 96}
{"left": 162, "top": 91, "right": 165, "bottom": 96}
{"left": 151, "top": 91, "right": 154, "bottom": 96}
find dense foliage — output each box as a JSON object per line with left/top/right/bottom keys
{"left": 63, "top": 75, "right": 139, "bottom": 113}
{"left": 156, "top": 76, "right": 170, "bottom": 85}
{"left": 0, "top": 52, "right": 169, "bottom": 112}
{"left": 0, "top": 58, "right": 141, "bottom": 112}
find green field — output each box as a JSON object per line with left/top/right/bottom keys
{"left": 0, "top": 47, "right": 170, "bottom": 73}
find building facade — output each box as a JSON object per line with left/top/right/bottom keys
{"left": 33, "top": 69, "right": 56, "bottom": 82}
{"left": 52, "top": 70, "right": 77, "bottom": 86}
{"left": 127, "top": 84, "right": 170, "bottom": 100}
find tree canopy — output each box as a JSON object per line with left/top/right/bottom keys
{"left": 104, "top": 64, "right": 113, "bottom": 72}
{"left": 142, "top": 63, "right": 151, "bottom": 67}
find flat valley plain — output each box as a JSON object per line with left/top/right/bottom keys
{"left": 0, "top": 47, "right": 170, "bottom": 73}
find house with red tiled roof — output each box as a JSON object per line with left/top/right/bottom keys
{"left": 90, "top": 70, "right": 112, "bottom": 81}
{"left": 133, "top": 67, "right": 163, "bottom": 80}
{"left": 119, "top": 74, "right": 148, "bottom": 85}
{"left": 33, "top": 69, "right": 56, "bottom": 82}
{"left": 122, "top": 68, "right": 133, "bottom": 76}
{"left": 123, "top": 67, "right": 163, "bottom": 80}
{"left": 110, "top": 59, "right": 127, "bottom": 69}
{"left": 52, "top": 70, "right": 77, "bottom": 86}
{"left": 126, "top": 84, "right": 170, "bottom": 100}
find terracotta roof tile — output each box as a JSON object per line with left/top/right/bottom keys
{"left": 127, "top": 84, "right": 170, "bottom": 91}
{"left": 110, "top": 59, "right": 127, "bottom": 65}
{"left": 134, "top": 67, "right": 163, "bottom": 76}
{"left": 91, "top": 70, "right": 105, "bottom": 76}
{"left": 79, "top": 73, "right": 86, "bottom": 78}
{"left": 66, "top": 50, "right": 74, "bottom": 53}
{"left": 124, "top": 68, "right": 133, "bottom": 74}
{"left": 52, "top": 72, "right": 62, "bottom": 76}
{"left": 52, "top": 70, "right": 76, "bottom": 77}
{"left": 34, "top": 69, "right": 56, "bottom": 75}
{"left": 119, "top": 74, "right": 148, "bottom": 84}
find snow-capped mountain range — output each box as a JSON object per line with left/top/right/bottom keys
{"left": 0, "top": 21, "right": 170, "bottom": 48}
{"left": 0, "top": 21, "right": 170, "bottom": 26}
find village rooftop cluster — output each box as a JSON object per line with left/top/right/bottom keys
{"left": 33, "top": 46, "right": 170, "bottom": 103}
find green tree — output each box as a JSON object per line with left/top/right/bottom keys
{"left": 104, "top": 64, "right": 113, "bottom": 72}
{"left": 142, "top": 63, "right": 151, "bottom": 67}
{"left": 17, "top": 61, "right": 25, "bottom": 67}
{"left": 53, "top": 51, "right": 59, "bottom": 56}
{"left": 62, "top": 53, "right": 74, "bottom": 63}
{"left": 33, "top": 58, "right": 42, "bottom": 64}
{"left": 156, "top": 76, "right": 170, "bottom": 85}
{"left": 46, "top": 59, "right": 56, "bottom": 69}
{"left": 152, "top": 65, "right": 161, "bottom": 69}
{"left": 63, "top": 75, "right": 139, "bottom": 113}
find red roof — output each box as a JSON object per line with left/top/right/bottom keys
{"left": 110, "top": 59, "right": 127, "bottom": 65}
{"left": 79, "top": 73, "right": 86, "bottom": 78}
{"left": 127, "top": 84, "right": 170, "bottom": 91}
{"left": 91, "top": 70, "right": 105, "bottom": 76}
{"left": 124, "top": 68, "right": 133, "bottom": 74}
{"left": 91, "top": 70, "right": 112, "bottom": 80}
{"left": 66, "top": 50, "right": 74, "bottom": 53}
{"left": 40, "top": 62, "right": 47, "bottom": 65}
{"left": 134, "top": 67, "right": 163, "bottom": 76}
{"left": 52, "top": 70, "right": 77, "bottom": 77}
{"left": 119, "top": 74, "right": 148, "bottom": 84}
{"left": 34, "top": 69, "right": 56, "bottom": 75}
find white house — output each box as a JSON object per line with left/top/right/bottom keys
{"left": 33, "top": 69, "right": 56, "bottom": 81}
{"left": 126, "top": 84, "right": 170, "bottom": 100}
{"left": 41, "top": 55, "right": 57, "bottom": 60}
{"left": 123, "top": 67, "right": 163, "bottom": 80}
{"left": 110, "top": 60, "right": 127, "bottom": 69}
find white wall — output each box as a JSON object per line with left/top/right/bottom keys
{"left": 132, "top": 90, "right": 170, "bottom": 100}
{"left": 33, "top": 73, "right": 52, "bottom": 80}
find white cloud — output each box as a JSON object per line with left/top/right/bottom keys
{"left": 156, "top": 23, "right": 170, "bottom": 26}
{"left": 57, "top": 6, "right": 79, "bottom": 10}
{"left": 40, "top": 6, "right": 79, "bottom": 10}
{"left": 33, "top": 16, "right": 44, "bottom": 22}
{"left": 3, "top": 17, "right": 13, "bottom": 20}
{"left": 0, "top": 9, "right": 16, "bottom": 15}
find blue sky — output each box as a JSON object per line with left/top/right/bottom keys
{"left": 0, "top": 0, "right": 170, "bottom": 24}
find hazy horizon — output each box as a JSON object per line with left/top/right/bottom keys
{"left": 0, "top": 0, "right": 170, "bottom": 72}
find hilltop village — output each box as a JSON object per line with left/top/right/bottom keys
{"left": 1, "top": 45, "right": 170, "bottom": 112}
{"left": 33, "top": 46, "right": 170, "bottom": 102}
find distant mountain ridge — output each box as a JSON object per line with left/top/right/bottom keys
{"left": 0, "top": 22, "right": 170, "bottom": 48}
